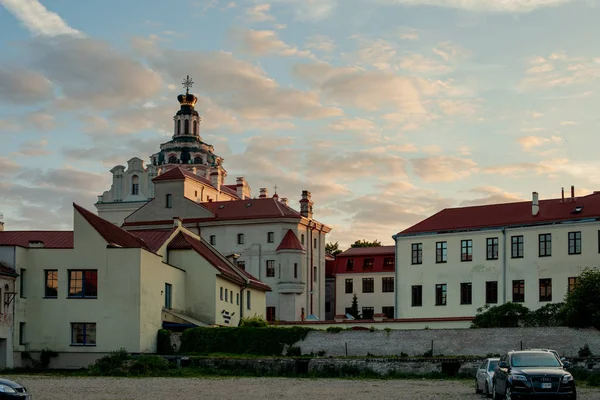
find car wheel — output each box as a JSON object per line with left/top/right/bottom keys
{"left": 505, "top": 386, "right": 512, "bottom": 400}
{"left": 476, "top": 380, "right": 482, "bottom": 394}
{"left": 485, "top": 382, "right": 491, "bottom": 398}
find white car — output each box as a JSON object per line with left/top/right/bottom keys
{"left": 475, "top": 357, "right": 499, "bottom": 398}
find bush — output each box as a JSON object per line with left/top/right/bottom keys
{"left": 326, "top": 326, "right": 344, "bottom": 333}
{"left": 578, "top": 344, "right": 592, "bottom": 358}
{"left": 179, "top": 326, "right": 313, "bottom": 356}
{"left": 286, "top": 346, "right": 301, "bottom": 356}
{"left": 128, "top": 355, "right": 171, "bottom": 376}
{"left": 40, "top": 349, "right": 59, "bottom": 368}
{"left": 88, "top": 349, "right": 130, "bottom": 376}
{"left": 157, "top": 329, "right": 174, "bottom": 354}
{"left": 88, "top": 350, "right": 175, "bottom": 377}
{"left": 571, "top": 368, "right": 600, "bottom": 386}
{"left": 239, "top": 316, "right": 268, "bottom": 327}
{"left": 471, "top": 303, "right": 531, "bottom": 328}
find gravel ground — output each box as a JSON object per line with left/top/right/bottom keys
{"left": 9, "top": 376, "right": 600, "bottom": 400}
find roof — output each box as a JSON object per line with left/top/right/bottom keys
{"left": 337, "top": 246, "right": 396, "bottom": 257}
{"left": 0, "top": 231, "right": 74, "bottom": 248}
{"left": 152, "top": 167, "right": 240, "bottom": 199}
{"left": 276, "top": 229, "right": 304, "bottom": 251}
{"left": 128, "top": 229, "right": 175, "bottom": 252}
{"left": 333, "top": 245, "right": 396, "bottom": 274}
{"left": 398, "top": 192, "right": 600, "bottom": 235}
{"left": 74, "top": 203, "right": 151, "bottom": 251}
{"left": 0, "top": 262, "right": 18, "bottom": 277}
{"left": 167, "top": 232, "right": 270, "bottom": 291}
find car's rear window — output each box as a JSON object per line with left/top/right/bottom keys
{"left": 488, "top": 360, "right": 498, "bottom": 371}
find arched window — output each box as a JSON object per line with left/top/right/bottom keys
{"left": 166, "top": 194, "right": 172, "bottom": 209}
{"left": 168, "top": 155, "right": 177, "bottom": 164}
{"left": 184, "top": 120, "right": 189, "bottom": 134}
{"left": 177, "top": 120, "right": 181, "bottom": 135}
{"left": 131, "top": 175, "right": 139, "bottom": 195}
{"left": 174, "top": 120, "right": 177, "bottom": 135}
{"left": 194, "top": 156, "right": 203, "bottom": 164}
{"left": 193, "top": 120, "right": 197, "bottom": 134}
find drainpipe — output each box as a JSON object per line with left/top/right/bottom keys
{"left": 393, "top": 234, "right": 398, "bottom": 318}
{"left": 501, "top": 227, "right": 507, "bottom": 304}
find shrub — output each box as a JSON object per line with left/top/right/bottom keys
{"left": 471, "top": 303, "right": 531, "bottom": 328}
{"left": 88, "top": 349, "right": 130, "bottom": 376}
{"left": 326, "top": 326, "right": 344, "bottom": 333}
{"left": 286, "top": 346, "right": 301, "bottom": 356}
{"left": 157, "top": 329, "right": 174, "bottom": 354}
{"left": 39, "top": 349, "right": 59, "bottom": 368}
{"left": 128, "top": 355, "right": 171, "bottom": 376}
{"left": 578, "top": 344, "right": 592, "bottom": 358}
{"left": 239, "top": 316, "right": 268, "bottom": 327}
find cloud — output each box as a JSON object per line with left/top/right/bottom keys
{"left": 411, "top": 155, "right": 477, "bottom": 182}
{"left": 560, "top": 120, "right": 577, "bottom": 125}
{"left": 270, "top": 0, "right": 337, "bottom": 20}
{"left": 231, "top": 29, "right": 314, "bottom": 59}
{"left": 305, "top": 34, "right": 336, "bottom": 53}
{"left": 0, "top": 157, "right": 21, "bottom": 175}
{"left": 13, "top": 139, "right": 51, "bottom": 157}
{"left": 28, "top": 112, "right": 57, "bottom": 131}
{"left": 0, "top": 0, "right": 83, "bottom": 37}
{"left": 481, "top": 159, "right": 568, "bottom": 176}
{"left": 459, "top": 186, "right": 526, "bottom": 207}
{"left": 374, "top": 0, "right": 578, "bottom": 13}
{"left": 399, "top": 53, "right": 453, "bottom": 74}
{"left": 517, "top": 135, "right": 563, "bottom": 151}
{"left": 0, "top": 67, "right": 54, "bottom": 105}
{"left": 520, "top": 51, "right": 600, "bottom": 90}
{"left": 328, "top": 118, "right": 376, "bottom": 132}
{"left": 245, "top": 3, "right": 275, "bottom": 22}
{"left": 398, "top": 27, "right": 419, "bottom": 41}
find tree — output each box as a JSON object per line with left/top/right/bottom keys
{"left": 471, "top": 303, "right": 531, "bottom": 328}
{"left": 326, "top": 242, "right": 342, "bottom": 256}
{"left": 525, "top": 302, "right": 566, "bottom": 327}
{"left": 562, "top": 267, "right": 600, "bottom": 330}
{"left": 350, "top": 239, "right": 382, "bottom": 248}
{"left": 348, "top": 294, "right": 361, "bottom": 319}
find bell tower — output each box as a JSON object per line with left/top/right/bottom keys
{"left": 173, "top": 75, "right": 202, "bottom": 139}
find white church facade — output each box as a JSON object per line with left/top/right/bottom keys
{"left": 95, "top": 76, "right": 332, "bottom": 322}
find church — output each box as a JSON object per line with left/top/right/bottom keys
{"left": 95, "top": 76, "right": 332, "bottom": 322}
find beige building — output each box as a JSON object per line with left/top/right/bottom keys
{"left": 0, "top": 203, "right": 269, "bottom": 368}
{"left": 393, "top": 188, "right": 599, "bottom": 321}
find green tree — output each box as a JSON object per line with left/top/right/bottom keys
{"left": 563, "top": 267, "right": 600, "bottom": 329}
{"left": 471, "top": 302, "right": 531, "bottom": 328}
{"left": 348, "top": 294, "right": 361, "bottom": 319}
{"left": 350, "top": 239, "right": 382, "bottom": 248}
{"left": 525, "top": 302, "right": 566, "bottom": 327}
{"left": 326, "top": 242, "right": 343, "bottom": 256}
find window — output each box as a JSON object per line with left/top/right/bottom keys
{"left": 193, "top": 120, "right": 197, "bottom": 134}
{"left": 325, "top": 302, "right": 331, "bottom": 313}
{"left": 362, "top": 278, "right": 374, "bottom": 293}
{"left": 346, "top": 259, "right": 355, "bottom": 271}
{"left": 363, "top": 258, "right": 374, "bottom": 271}
{"left": 177, "top": 120, "right": 181, "bottom": 134}
{"left": 220, "top": 287, "right": 223, "bottom": 301}
{"left": 486, "top": 238, "right": 499, "bottom": 260}
{"left": 568, "top": 277, "right": 579, "bottom": 294}
{"left": 164, "top": 283, "right": 172, "bottom": 309}
{"left": 411, "top": 285, "right": 422, "bottom": 307}
{"left": 246, "top": 291, "right": 251, "bottom": 310}
{"left": 382, "top": 306, "right": 394, "bottom": 319}
{"left": 236, "top": 293, "right": 239, "bottom": 305}
{"left": 344, "top": 307, "right": 352, "bottom": 316}
{"left": 237, "top": 261, "right": 245, "bottom": 270}
{"left": 460, "top": 282, "right": 472, "bottom": 305}
{"left": 294, "top": 263, "right": 298, "bottom": 278}
{"left": 184, "top": 119, "right": 189, "bottom": 134}
{"left": 435, "top": 284, "right": 447, "bottom": 306}
{"left": 19, "top": 322, "right": 25, "bottom": 345}
{"left": 539, "top": 233, "right": 552, "bottom": 257}
{"left": 383, "top": 257, "right": 394, "bottom": 270}
{"left": 511, "top": 235, "right": 524, "bottom": 258}
{"left": 539, "top": 278, "right": 552, "bottom": 302}
{"left": 301, "top": 234, "right": 305, "bottom": 245}
{"left": 411, "top": 243, "right": 422, "bottom": 265}
{"left": 314, "top": 238, "right": 317, "bottom": 248}
{"left": 345, "top": 279, "right": 353, "bottom": 294}
{"left": 512, "top": 280, "right": 525, "bottom": 303}
{"left": 230, "top": 292, "right": 233, "bottom": 304}
{"left": 71, "top": 323, "right": 96, "bottom": 346}
{"left": 168, "top": 155, "right": 177, "bottom": 164}
{"left": 225, "top": 288, "right": 229, "bottom": 302}
{"left": 382, "top": 277, "right": 394, "bottom": 293}
{"left": 19, "top": 268, "right": 25, "bottom": 298}
{"left": 266, "top": 307, "right": 276, "bottom": 322}
{"left": 194, "top": 156, "right": 202, "bottom": 164}
{"left": 131, "top": 175, "right": 139, "bottom": 195}
{"left": 165, "top": 194, "right": 172, "bottom": 208}
{"left": 237, "top": 233, "right": 244, "bottom": 245}
{"left": 568, "top": 231, "right": 581, "bottom": 255}
{"left": 266, "top": 260, "right": 275, "bottom": 277}
{"left": 436, "top": 241, "right": 447, "bottom": 263}
{"left": 461, "top": 240, "right": 473, "bottom": 261}
{"left": 313, "top": 266, "right": 317, "bottom": 282}
{"left": 486, "top": 281, "right": 498, "bottom": 304}
{"left": 68, "top": 270, "right": 97, "bottom": 298}
{"left": 362, "top": 307, "right": 374, "bottom": 319}
{"left": 210, "top": 235, "right": 216, "bottom": 246}
{"left": 267, "top": 232, "right": 274, "bottom": 243}
{"left": 44, "top": 270, "right": 58, "bottom": 298}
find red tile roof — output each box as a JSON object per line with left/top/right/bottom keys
{"left": 152, "top": 167, "right": 239, "bottom": 199}
{"left": 276, "top": 229, "right": 304, "bottom": 251}
{"left": 398, "top": 192, "right": 600, "bottom": 235}
{"left": 0, "top": 262, "right": 18, "bottom": 277}
{"left": 74, "top": 203, "right": 151, "bottom": 251}
{"left": 167, "top": 232, "right": 270, "bottom": 291}
{"left": 128, "top": 229, "right": 175, "bottom": 252}
{"left": 0, "top": 231, "right": 74, "bottom": 248}
{"left": 333, "top": 245, "right": 396, "bottom": 274}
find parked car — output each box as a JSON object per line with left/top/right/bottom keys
{"left": 492, "top": 350, "right": 576, "bottom": 400}
{"left": 476, "top": 357, "right": 499, "bottom": 397}
{"left": 0, "top": 378, "right": 31, "bottom": 399}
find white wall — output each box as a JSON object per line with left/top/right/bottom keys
{"left": 335, "top": 273, "right": 395, "bottom": 317}
{"left": 395, "top": 220, "right": 600, "bottom": 319}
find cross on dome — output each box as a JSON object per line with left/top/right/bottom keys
{"left": 182, "top": 75, "right": 194, "bottom": 94}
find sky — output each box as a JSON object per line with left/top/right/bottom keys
{"left": 1, "top": 0, "right": 600, "bottom": 249}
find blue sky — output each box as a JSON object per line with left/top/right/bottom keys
{"left": 1, "top": 0, "right": 600, "bottom": 248}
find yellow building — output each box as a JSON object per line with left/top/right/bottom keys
{"left": 0, "top": 203, "right": 269, "bottom": 369}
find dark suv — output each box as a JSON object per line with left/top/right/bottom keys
{"left": 492, "top": 350, "right": 576, "bottom": 399}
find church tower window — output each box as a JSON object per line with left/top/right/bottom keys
{"left": 168, "top": 155, "right": 177, "bottom": 164}
{"left": 177, "top": 120, "right": 181, "bottom": 135}
{"left": 131, "top": 175, "right": 139, "bottom": 195}
{"left": 194, "top": 156, "right": 202, "bottom": 164}
{"left": 193, "top": 120, "right": 197, "bottom": 134}
{"left": 184, "top": 120, "right": 189, "bottom": 134}
{"left": 166, "top": 194, "right": 173, "bottom": 208}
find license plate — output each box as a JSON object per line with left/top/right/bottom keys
{"left": 542, "top": 383, "right": 552, "bottom": 389}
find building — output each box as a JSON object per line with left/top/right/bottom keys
{"left": 0, "top": 260, "right": 17, "bottom": 369}
{"left": 324, "top": 254, "right": 335, "bottom": 320}
{"left": 393, "top": 187, "right": 598, "bottom": 320}
{"left": 332, "top": 246, "right": 396, "bottom": 320}
{"left": 0, "top": 203, "right": 269, "bottom": 368}
{"left": 95, "top": 77, "right": 331, "bottom": 322}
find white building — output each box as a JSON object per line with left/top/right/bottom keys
{"left": 95, "top": 77, "right": 331, "bottom": 322}
{"left": 393, "top": 188, "right": 598, "bottom": 320}
{"left": 0, "top": 204, "right": 269, "bottom": 368}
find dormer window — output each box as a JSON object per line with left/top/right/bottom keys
{"left": 131, "top": 175, "right": 139, "bottom": 195}
{"left": 572, "top": 206, "right": 584, "bottom": 214}
{"left": 166, "top": 194, "right": 173, "bottom": 208}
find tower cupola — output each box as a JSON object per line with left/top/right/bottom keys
{"left": 173, "top": 75, "right": 202, "bottom": 138}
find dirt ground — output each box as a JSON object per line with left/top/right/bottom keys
{"left": 10, "top": 376, "right": 600, "bottom": 400}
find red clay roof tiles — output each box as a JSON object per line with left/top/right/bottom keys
{"left": 0, "top": 231, "right": 74, "bottom": 248}
{"left": 276, "top": 229, "right": 304, "bottom": 251}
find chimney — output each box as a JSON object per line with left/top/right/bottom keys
{"left": 532, "top": 192, "right": 539, "bottom": 216}
{"left": 299, "top": 190, "right": 314, "bottom": 219}
{"left": 259, "top": 188, "right": 268, "bottom": 198}
{"left": 173, "top": 217, "right": 182, "bottom": 228}
{"left": 210, "top": 167, "right": 221, "bottom": 193}
{"left": 571, "top": 185, "right": 575, "bottom": 201}
{"left": 561, "top": 187, "right": 565, "bottom": 203}
{"left": 236, "top": 177, "right": 248, "bottom": 200}
{"left": 280, "top": 198, "right": 289, "bottom": 206}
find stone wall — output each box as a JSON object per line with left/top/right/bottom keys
{"left": 292, "top": 327, "right": 600, "bottom": 357}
